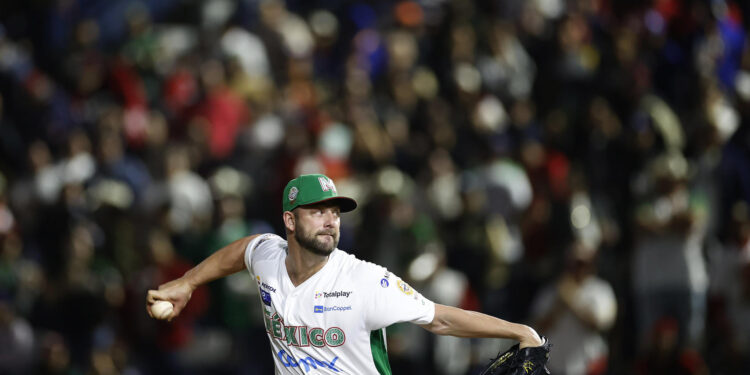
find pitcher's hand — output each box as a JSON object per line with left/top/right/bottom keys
{"left": 519, "top": 325, "right": 544, "bottom": 349}
{"left": 146, "top": 277, "right": 195, "bottom": 322}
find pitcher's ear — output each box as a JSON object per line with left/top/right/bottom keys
{"left": 283, "top": 211, "right": 295, "bottom": 232}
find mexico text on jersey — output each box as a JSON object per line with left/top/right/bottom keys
{"left": 244, "top": 234, "right": 436, "bottom": 374}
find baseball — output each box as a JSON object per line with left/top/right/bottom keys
{"left": 151, "top": 300, "right": 173, "bottom": 320}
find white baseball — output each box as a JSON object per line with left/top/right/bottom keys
{"left": 151, "top": 300, "right": 174, "bottom": 320}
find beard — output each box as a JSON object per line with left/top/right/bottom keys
{"left": 294, "top": 221, "right": 339, "bottom": 256}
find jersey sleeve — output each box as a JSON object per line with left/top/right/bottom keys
{"left": 359, "top": 263, "right": 435, "bottom": 331}
{"left": 244, "top": 233, "right": 280, "bottom": 272}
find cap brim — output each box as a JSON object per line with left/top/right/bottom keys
{"left": 300, "top": 196, "right": 358, "bottom": 212}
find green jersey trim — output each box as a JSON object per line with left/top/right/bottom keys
{"left": 370, "top": 329, "right": 391, "bottom": 375}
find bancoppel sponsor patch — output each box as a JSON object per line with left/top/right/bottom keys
{"left": 314, "top": 305, "right": 352, "bottom": 313}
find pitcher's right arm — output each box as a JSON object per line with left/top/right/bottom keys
{"left": 146, "top": 234, "right": 259, "bottom": 321}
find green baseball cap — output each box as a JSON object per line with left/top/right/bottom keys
{"left": 282, "top": 174, "right": 357, "bottom": 213}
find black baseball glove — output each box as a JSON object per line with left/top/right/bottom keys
{"left": 479, "top": 337, "right": 551, "bottom": 375}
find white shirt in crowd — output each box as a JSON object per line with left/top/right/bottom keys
{"left": 531, "top": 276, "right": 617, "bottom": 375}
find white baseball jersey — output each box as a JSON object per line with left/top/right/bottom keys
{"left": 244, "top": 233, "right": 436, "bottom": 374}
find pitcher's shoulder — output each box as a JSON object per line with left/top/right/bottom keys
{"left": 335, "top": 251, "right": 390, "bottom": 283}
{"left": 248, "top": 233, "right": 287, "bottom": 261}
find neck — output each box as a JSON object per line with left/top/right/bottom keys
{"left": 285, "top": 240, "right": 330, "bottom": 287}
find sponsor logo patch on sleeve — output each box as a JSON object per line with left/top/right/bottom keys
{"left": 396, "top": 279, "right": 414, "bottom": 296}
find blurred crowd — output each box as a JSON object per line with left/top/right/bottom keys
{"left": 0, "top": 0, "right": 749, "bottom": 374}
